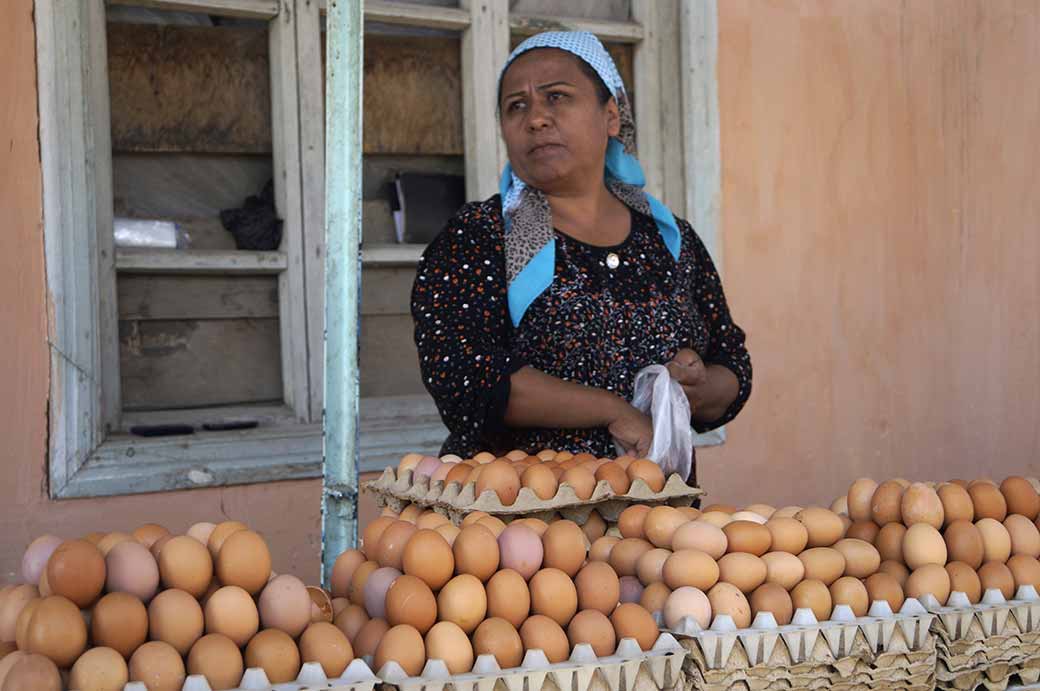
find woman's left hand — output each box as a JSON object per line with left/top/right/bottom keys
{"left": 666, "top": 348, "right": 708, "bottom": 409}
{"left": 666, "top": 348, "right": 740, "bottom": 423}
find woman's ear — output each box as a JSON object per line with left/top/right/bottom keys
{"left": 605, "top": 98, "right": 621, "bottom": 137}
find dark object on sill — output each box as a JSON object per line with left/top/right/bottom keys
{"left": 202, "top": 420, "right": 259, "bottom": 432}
{"left": 220, "top": 180, "right": 283, "bottom": 251}
{"left": 130, "top": 424, "right": 195, "bottom": 437}
{"left": 390, "top": 172, "right": 465, "bottom": 244}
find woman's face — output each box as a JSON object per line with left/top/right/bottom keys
{"left": 499, "top": 49, "right": 620, "bottom": 195}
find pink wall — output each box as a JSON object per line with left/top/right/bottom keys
{"left": 702, "top": 0, "right": 1040, "bottom": 508}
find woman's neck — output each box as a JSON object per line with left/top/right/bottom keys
{"left": 545, "top": 182, "right": 630, "bottom": 247}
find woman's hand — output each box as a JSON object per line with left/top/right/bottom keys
{"left": 666, "top": 348, "right": 708, "bottom": 408}
{"left": 666, "top": 348, "right": 739, "bottom": 423}
{"left": 608, "top": 404, "right": 653, "bottom": 458}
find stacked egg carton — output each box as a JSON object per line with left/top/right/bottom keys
{"left": 669, "top": 599, "right": 936, "bottom": 691}
{"left": 371, "top": 633, "right": 685, "bottom": 691}
{"left": 364, "top": 468, "right": 701, "bottom": 524}
{"left": 70, "top": 659, "right": 380, "bottom": 691}
{"left": 925, "top": 585, "right": 1040, "bottom": 691}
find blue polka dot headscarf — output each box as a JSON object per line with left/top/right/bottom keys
{"left": 498, "top": 31, "right": 681, "bottom": 327}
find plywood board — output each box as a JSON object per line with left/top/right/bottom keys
{"left": 359, "top": 314, "right": 426, "bottom": 398}
{"left": 118, "top": 274, "right": 279, "bottom": 320}
{"left": 120, "top": 317, "right": 283, "bottom": 409}
{"left": 361, "top": 266, "right": 415, "bottom": 316}
{"left": 107, "top": 23, "right": 272, "bottom": 153}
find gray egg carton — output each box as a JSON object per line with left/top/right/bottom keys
{"left": 926, "top": 585, "right": 1040, "bottom": 691}
{"left": 363, "top": 468, "right": 701, "bottom": 523}
{"left": 369, "top": 632, "right": 685, "bottom": 691}
{"left": 70, "top": 659, "right": 379, "bottom": 691}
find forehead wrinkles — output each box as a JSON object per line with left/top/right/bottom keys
{"left": 500, "top": 50, "right": 591, "bottom": 98}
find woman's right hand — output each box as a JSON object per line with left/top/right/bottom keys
{"left": 608, "top": 403, "right": 653, "bottom": 458}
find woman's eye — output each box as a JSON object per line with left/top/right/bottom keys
{"left": 507, "top": 101, "right": 525, "bottom": 112}
{"left": 548, "top": 91, "right": 565, "bottom": 102}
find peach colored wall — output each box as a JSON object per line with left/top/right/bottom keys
{"left": 702, "top": 0, "right": 1040, "bottom": 509}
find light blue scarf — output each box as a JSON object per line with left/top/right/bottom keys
{"left": 498, "top": 31, "right": 681, "bottom": 327}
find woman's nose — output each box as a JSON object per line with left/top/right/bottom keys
{"left": 526, "top": 100, "right": 552, "bottom": 130}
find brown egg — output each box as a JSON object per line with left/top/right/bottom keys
{"left": 846, "top": 521, "right": 880, "bottom": 544}
{"left": 560, "top": 467, "right": 597, "bottom": 500}
{"left": 574, "top": 561, "right": 621, "bottom": 615}
{"left": 626, "top": 459, "right": 666, "bottom": 492}
{"left": 978, "top": 561, "right": 1015, "bottom": 599}
{"left": 832, "top": 538, "right": 881, "bottom": 578}
{"left": 206, "top": 521, "right": 248, "bottom": 558}
{"left": 609, "top": 538, "right": 654, "bottom": 577}
{"left": 453, "top": 525, "right": 500, "bottom": 582}
{"left": 0, "top": 651, "right": 27, "bottom": 689}
{"left": 589, "top": 536, "right": 619, "bottom": 563}
{"left": 486, "top": 569, "right": 531, "bottom": 628}
{"left": 70, "top": 646, "right": 130, "bottom": 691}
{"left": 905, "top": 564, "right": 951, "bottom": 604}
{"left": 902, "top": 524, "right": 947, "bottom": 569}
{"left": 92, "top": 592, "right": 148, "bottom": 659}
{"left": 259, "top": 574, "right": 311, "bottom": 638}
{"left": 875, "top": 523, "right": 907, "bottom": 563}
{"left": 871, "top": 481, "right": 905, "bottom": 526}
{"left": 829, "top": 576, "right": 869, "bottom": 617}
{"left": 595, "top": 463, "right": 631, "bottom": 495}
{"left": 245, "top": 629, "right": 301, "bottom": 683}
{"left": 567, "top": 610, "right": 616, "bottom": 657}
{"left": 795, "top": 508, "right": 845, "bottom": 547}
{"left": 472, "top": 617, "right": 523, "bottom": 668}
{"left": 149, "top": 535, "right": 174, "bottom": 560}
{"left": 542, "top": 521, "right": 588, "bottom": 577}
{"left": 204, "top": 585, "right": 259, "bottom": 647}
{"left": 129, "top": 524, "right": 168, "bottom": 550}
{"left": 666, "top": 521, "right": 725, "bottom": 560}
{"left": 937, "top": 483, "right": 975, "bottom": 526}
{"left": 662, "top": 550, "right": 720, "bottom": 591}
{"left": 644, "top": 507, "right": 688, "bottom": 549}
{"left": 530, "top": 568, "right": 578, "bottom": 626}
{"left": 865, "top": 572, "right": 905, "bottom": 612}
{"left": 878, "top": 560, "right": 910, "bottom": 587}
{"left": 515, "top": 518, "right": 550, "bottom": 537}
{"left": 976, "top": 518, "right": 1013, "bottom": 563}
{"left": 309, "top": 587, "right": 335, "bottom": 624}
{"left": 0, "top": 585, "right": 37, "bottom": 642}
{"left": 384, "top": 575, "right": 437, "bottom": 635}
{"left": 128, "top": 641, "right": 186, "bottom": 691}
{"left": 214, "top": 530, "right": 271, "bottom": 596}
{"left": 399, "top": 504, "right": 423, "bottom": 523}
{"left": 798, "top": 548, "right": 846, "bottom": 586}
{"left": 635, "top": 548, "right": 670, "bottom": 586}
{"left": 761, "top": 552, "right": 805, "bottom": 591}
{"left": 474, "top": 461, "right": 522, "bottom": 506}
{"left": 705, "top": 583, "right": 751, "bottom": 628}
{"left": 943, "top": 563, "right": 980, "bottom": 605}
{"left": 398, "top": 453, "right": 424, "bottom": 474}
{"left": 13, "top": 600, "right": 40, "bottom": 653}
{"left": 899, "top": 483, "right": 943, "bottom": 528}
{"left": 609, "top": 602, "right": 658, "bottom": 649}
{"left": 2, "top": 653, "right": 62, "bottom": 691}
{"left": 723, "top": 521, "right": 772, "bottom": 556}
{"left": 45, "top": 540, "right": 105, "bottom": 608}
{"left": 791, "top": 580, "right": 832, "bottom": 622}
{"left": 748, "top": 582, "right": 793, "bottom": 625}
{"left": 186, "top": 522, "right": 216, "bottom": 546}
{"left": 158, "top": 536, "right": 213, "bottom": 598}
{"left": 1004, "top": 514, "right": 1040, "bottom": 557}
{"left": 943, "top": 520, "right": 984, "bottom": 569}
{"left": 970, "top": 483, "right": 1008, "bottom": 522}
{"left": 105, "top": 540, "right": 160, "bottom": 603}
{"left": 618, "top": 506, "right": 652, "bottom": 539}
{"left": 298, "top": 622, "right": 353, "bottom": 677}
{"left": 444, "top": 463, "right": 472, "bottom": 487}
{"left": 352, "top": 618, "right": 389, "bottom": 658}
{"left": 772, "top": 506, "right": 803, "bottom": 519}
{"left": 520, "top": 464, "right": 558, "bottom": 501}
{"left": 704, "top": 503, "right": 737, "bottom": 514}
{"left": 640, "top": 582, "right": 671, "bottom": 613}
{"left": 361, "top": 518, "right": 395, "bottom": 559}
{"left": 699, "top": 511, "right": 732, "bottom": 528}
{"left": 847, "top": 479, "right": 879, "bottom": 522}
{"left": 434, "top": 524, "right": 461, "bottom": 546}
{"left": 401, "top": 529, "right": 455, "bottom": 591}
{"left": 519, "top": 615, "right": 569, "bottom": 663}
{"left": 582, "top": 512, "right": 607, "bottom": 542}
{"left": 23, "top": 595, "right": 87, "bottom": 667}
{"left": 1007, "top": 555, "right": 1040, "bottom": 591}
{"left": 149, "top": 589, "right": 204, "bottom": 656}
{"left": 347, "top": 561, "right": 379, "bottom": 605}
{"left": 185, "top": 634, "right": 242, "bottom": 691}
{"left": 375, "top": 521, "right": 418, "bottom": 571}
{"left": 718, "top": 553, "right": 767, "bottom": 594}
{"left": 424, "top": 621, "right": 474, "bottom": 675}
{"left": 437, "top": 574, "right": 487, "bottom": 633}
{"left": 334, "top": 603, "right": 369, "bottom": 642}
{"left": 1002, "top": 477, "right": 1040, "bottom": 520}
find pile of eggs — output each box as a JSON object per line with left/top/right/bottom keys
{"left": 330, "top": 506, "right": 666, "bottom": 678}
{"left": 397, "top": 450, "right": 670, "bottom": 505}
{"left": 0, "top": 520, "right": 353, "bottom": 691}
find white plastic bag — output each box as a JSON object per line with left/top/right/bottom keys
{"left": 614, "top": 364, "right": 694, "bottom": 480}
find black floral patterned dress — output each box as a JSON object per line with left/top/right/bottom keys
{"left": 411, "top": 195, "right": 752, "bottom": 474}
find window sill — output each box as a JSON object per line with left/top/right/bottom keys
{"left": 361, "top": 244, "right": 426, "bottom": 266}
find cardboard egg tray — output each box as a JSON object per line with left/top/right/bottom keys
{"left": 370, "top": 633, "right": 686, "bottom": 691}
{"left": 69, "top": 659, "right": 380, "bottom": 691}
{"left": 363, "top": 467, "right": 702, "bottom": 524}
{"left": 922, "top": 585, "right": 1040, "bottom": 691}
{"left": 665, "top": 599, "right": 937, "bottom": 691}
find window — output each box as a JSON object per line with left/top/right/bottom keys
{"left": 38, "top": 0, "right": 722, "bottom": 498}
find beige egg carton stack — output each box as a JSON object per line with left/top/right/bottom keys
{"left": 369, "top": 633, "right": 685, "bottom": 691}
{"left": 667, "top": 598, "right": 937, "bottom": 691}
{"left": 922, "top": 585, "right": 1040, "bottom": 691}
{"left": 69, "top": 659, "right": 380, "bottom": 691}
{"left": 364, "top": 468, "right": 701, "bottom": 524}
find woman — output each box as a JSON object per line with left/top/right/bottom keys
{"left": 411, "top": 31, "right": 751, "bottom": 481}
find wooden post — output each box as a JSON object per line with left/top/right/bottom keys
{"left": 460, "top": 0, "right": 509, "bottom": 201}
{"left": 321, "top": 0, "right": 363, "bottom": 585}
